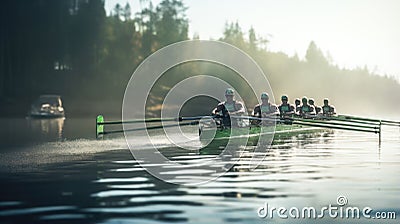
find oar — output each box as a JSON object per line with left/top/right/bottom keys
{"left": 289, "top": 117, "right": 380, "bottom": 130}
{"left": 98, "top": 117, "right": 176, "bottom": 125}
{"left": 291, "top": 120, "right": 380, "bottom": 134}
{"left": 339, "top": 114, "right": 380, "bottom": 122}
{"left": 339, "top": 114, "right": 400, "bottom": 127}
{"left": 96, "top": 115, "right": 208, "bottom": 138}
{"left": 229, "top": 115, "right": 378, "bottom": 132}
{"left": 98, "top": 121, "right": 199, "bottom": 136}
{"left": 97, "top": 115, "right": 215, "bottom": 125}
{"left": 230, "top": 115, "right": 377, "bottom": 129}
{"left": 239, "top": 115, "right": 380, "bottom": 129}
{"left": 318, "top": 115, "right": 380, "bottom": 126}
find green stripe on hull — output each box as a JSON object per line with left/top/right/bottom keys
{"left": 199, "top": 124, "right": 321, "bottom": 148}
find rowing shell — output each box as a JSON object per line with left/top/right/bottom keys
{"left": 199, "top": 123, "right": 323, "bottom": 149}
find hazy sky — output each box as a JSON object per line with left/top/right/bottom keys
{"left": 105, "top": 0, "right": 400, "bottom": 80}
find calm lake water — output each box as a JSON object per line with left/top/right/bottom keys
{"left": 0, "top": 117, "right": 399, "bottom": 223}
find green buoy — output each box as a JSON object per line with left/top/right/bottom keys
{"left": 96, "top": 115, "right": 104, "bottom": 139}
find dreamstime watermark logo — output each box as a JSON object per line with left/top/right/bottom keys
{"left": 257, "top": 196, "right": 397, "bottom": 220}
{"left": 122, "top": 40, "right": 276, "bottom": 185}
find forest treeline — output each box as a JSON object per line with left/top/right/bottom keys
{"left": 0, "top": 0, "right": 399, "bottom": 116}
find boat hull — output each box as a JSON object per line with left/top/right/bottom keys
{"left": 29, "top": 95, "right": 65, "bottom": 119}
{"left": 199, "top": 124, "right": 321, "bottom": 149}
{"left": 29, "top": 112, "right": 65, "bottom": 119}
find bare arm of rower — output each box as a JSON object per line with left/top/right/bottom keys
{"left": 230, "top": 102, "right": 245, "bottom": 115}
{"left": 309, "top": 105, "right": 317, "bottom": 115}
{"left": 287, "top": 105, "right": 295, "bottom": 115}
{"left": 269, "top": 105, "right": 280, "bottom": 116}
{"left": 330, "top": 106, "right": 336, "bottom": 115}
{"left": 252, "top": 105, "right": 260, "bottom": 117}
{"left": 212, "top": 103, "right": 223, "bottom": 115}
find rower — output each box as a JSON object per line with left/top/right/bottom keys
{"left": 278, "top": 95, "right": 295, "bottom": 118}
{"left": 299, "top": 96, "right": 316, "bottom": 118}
{"left": 252, "top": 92, "right": 278, "bottom": 125}
{"left": 322, "top": 98, "right": 336, "bottom": 116}
{"left": 294, "top": 98, "right": 301, "bottom": 114}
{"left": 212, "top": 88, "right": 245, "bottom": 127}
{"left": 309, "top": 98, "right": 321, "bottom": 114}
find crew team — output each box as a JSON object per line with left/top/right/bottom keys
{"left": 212, "top": 88, "right": 336, "bottom": 126}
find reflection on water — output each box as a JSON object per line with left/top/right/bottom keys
{"left": 27, "top": 117, "right": 65, "bottom": 140}
{"left": 0, "top": 118, "right": 66, "bottom": 150}
{"left": 0, "top": 118, "right": 399, "bottom": 223}
{"left": 0, "top": 117, "right": 102, "bottom": 149}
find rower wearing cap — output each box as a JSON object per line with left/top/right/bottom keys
{"left": 309, "top": 98, "right": 321, "bottom": 114}
{"left": 322, "top": 98, "right": 336, "bottom": 116}
{"left": 212, "top": 88, "right": 245, "bottom": 127}
{"left": 278, "top": 95, "right": 295, "bottom": 118}
{"left": 294, "top": 98, "right": 301, "bottom": 114}
{"left": 252, "top": 92, "right": 278, "bottom": 125}
{"left": 299, "top": 96, "right": 316, "bottom": 117}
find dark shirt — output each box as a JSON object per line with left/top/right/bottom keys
{"left": 299, "top": 104, "right": 316, "bottom": 116}
{"left": 253, "top": 103, "right": 278, "bottom": 118}
{"left": 313, "top": 105, "right": 322, "bottom": 114}
{"left": 322, "top": 105, "right": 336, "bottom": 116}
{"left": 213, "top": 101, "right": 244, "bottom": 127}
{"left": 278, "top": 103, "right": 295, "bottom": 116}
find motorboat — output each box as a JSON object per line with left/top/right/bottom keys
{"left": 29, "top": 95, "right": 65, "bottom": 118}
